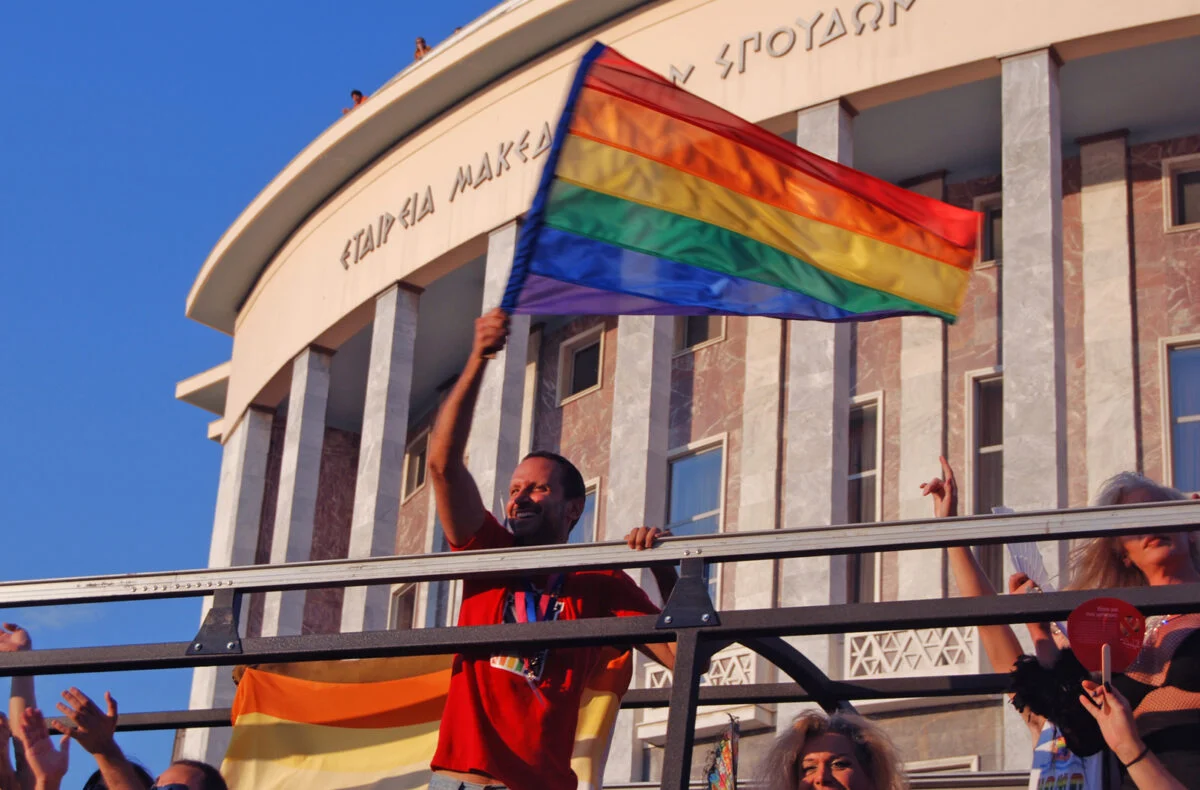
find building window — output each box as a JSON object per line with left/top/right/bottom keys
{"left": 674, "top": 316, "right": 725, "bottom": 353}
{"left": 847, "top": 398, "right": 880, "bottom": 603}
{"left": 971, "top": 374, "right": 1004, "bottom": 586}
{"left": 667, "top": 443, "right": 724, "bottom": 599}
{"left": 402, "top": 430, "right": 429, "bottom": 500}
{"left": 1164, "top": 154, "right": 1200, "bottom": 230}
{"left": 974, "top": 194, "right": 1002, "bottom": 264}
{"left": 425, "top": 520, "right": 457, "bottom": 628}
{"left": 568, "top": 482, "right": 599, "bottom": 544}
{"left": 390, "top": 584, "right": 417, "bottom": 630}
{"left": 557, "top": 326, "right": 604, "bottom": 405}
{"left": 1167, "top": 343, "right": 1200, "bottom": 492}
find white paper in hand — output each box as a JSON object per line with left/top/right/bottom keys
{"left": 997, "top": 507, "right": 1068, "bottom": 636}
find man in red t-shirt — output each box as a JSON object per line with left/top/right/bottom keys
{"left": 425, "top": 308, "right": 679, "bottom": 790}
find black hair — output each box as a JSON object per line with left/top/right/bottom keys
{"left": 83, "top": 762, "right": 154, "bottom": 790}
{"left": 350, "top": 89, "right": 363, "bottom": 99}
{"left": 170, "top": 760, "right": 228, "bottom": 790}
{"left": 522, "top": 451, "right": 586, "bottom": 500}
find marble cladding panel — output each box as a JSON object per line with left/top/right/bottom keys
{"left": 1130, "top": 135, "right": 1200, "bottom": 483}
{"left": 854, "top": 318, "right": 902, "bottom": 523}
{"left": 302, "top": 427, "right": 361, "bottom": 635}
{"left": 533, "top": 316, "right": 617, "bottom": 533}
{"left": 247, "top": 413, "right": 287, "bottom": 638}
{"left": 1062, "top": 156, "right": 1088, "bottom": 507}
{"left": 668, "top": 317, "right": 748, "bottom": 609}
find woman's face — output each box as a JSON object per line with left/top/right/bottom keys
{"left": 797, "top": 733, "right": 875, "bottom": 790}
{"left": 1117, "top": 489, "right": 1196, "bottom": 577}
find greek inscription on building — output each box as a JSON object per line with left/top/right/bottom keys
{"left": 338, "top": 122, "right": 554, "bottom": 270}
{"left": 671, "top": 0, "right": 916, "bottom": 85}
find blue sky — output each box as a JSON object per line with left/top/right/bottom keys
{"left": 0, "top": 1, "right": 495, "bottom": 784}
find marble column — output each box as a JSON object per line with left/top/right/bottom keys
{"left": 261, "top": 346, "right": 332, "bottom": 637}
{"left": 465, "top": 221, "right": 530, "bottom": 519}
{"left": 734, "top": 317, "right": 784, "bottom": 610}
{"left": 179, "top": 406, "right": 273, "bottom": 764}
{"left": 603, "top": 313, "right": 673, "bottom": 786}
{"left": 897, "top": 173, "right": 948, "bottom": 600}
{"left": 1079, "top": 131, "right": 1137, "bottom": 493}
{"left": 999, "top": 47, "right": 1066, "bottom": 769}
{"left": 779, "top": 101, "right": 854, "bottom": 730}
{"left": 341, "top": 284, "right": 420, "bottom": 633}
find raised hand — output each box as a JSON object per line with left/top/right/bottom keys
{"left": 13, "top": 709, "right": 68, "bottom": 790}
{"left": 1079, "top": 680, "right": 1143, "bottom": 764}
{"left": 0, "top": 624, "right": 31, "bottom": 653}
{"left": 919, "top": 456, "right": 958, "bottom": 519}
{"left": 53, "top": 689, "right": 118, "bottom": 757}
{"left": 473, "top": 308, "right": 510, "bottom": 358}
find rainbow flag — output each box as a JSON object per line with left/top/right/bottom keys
{"left": 501, "top": 44, "right": 979, "bottom": 323}
{"left": 220, "top": 649, "right": 634, "bottom": 790}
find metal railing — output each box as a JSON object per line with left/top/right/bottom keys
{"left": 2, "top": 500, "right": 1198, "bottom": 790}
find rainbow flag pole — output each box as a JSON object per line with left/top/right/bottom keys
{"left": 501, "top": 43, "right": 980, "bottom": 323}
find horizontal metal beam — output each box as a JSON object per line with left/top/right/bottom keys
{"left": 2, "top": 500, "right": 1196, "bottom": 607}
{"left": 4, "top": 582, "right": 1198, "bottom": 678}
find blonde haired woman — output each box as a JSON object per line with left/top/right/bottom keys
{"left": 922, "top": 459, "right": 1200, "bottom": 790}
{"left": 759, "top": 711, "right": 908, "bottom": 790}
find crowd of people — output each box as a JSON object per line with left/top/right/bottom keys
{"left": 0, "top": 625, "right": 226, "bottom": 790}
{"left": 2, "top": 307, "right": 1197, "bottom": 790}
{"left": 340, "top": 34, "right": 445, "bottom": 116}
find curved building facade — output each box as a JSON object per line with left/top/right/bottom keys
{"left": 177, "top": 0, "right": 1200, "bottom": 781}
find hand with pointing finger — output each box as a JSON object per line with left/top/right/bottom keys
{"left": 920, "top": 456, "right": 958, "bottom": 519}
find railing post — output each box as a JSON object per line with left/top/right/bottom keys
{"left": 186, "top": 588, "right": 244, "bottom": 657}
{"left": 659, "top": 628, "right": 708, "bottom": 790}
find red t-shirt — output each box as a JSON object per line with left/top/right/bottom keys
{"left": 430, "top": 513, "right": 659, "bottom": 790}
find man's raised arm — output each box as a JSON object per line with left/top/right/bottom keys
{"left": 427, "top": 309, "right": 510, "bottom": 547}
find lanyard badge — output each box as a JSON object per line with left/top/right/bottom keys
{"left": 491, "top": 574, "right": 566, "bottom": 685}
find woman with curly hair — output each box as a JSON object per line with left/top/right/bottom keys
{"left": 759, "top": 710, "right": 908, "bottom": 790}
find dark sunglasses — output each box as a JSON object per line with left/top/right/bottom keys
{"left": 150, "top": 785, "right": 190, "bottom": 790}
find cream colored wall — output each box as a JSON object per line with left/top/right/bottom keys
{"left": 221, "top": 0, "right": 1200, "bottom": 436}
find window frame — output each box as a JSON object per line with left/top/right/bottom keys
{"left": 388, "top": 583, "right": 418, "bottom": 630}
{"left": 972, "top": 192, "right": 1003, "bottom": 267}
{"left": 847, "top": 392, "right": 884, "bottom": 603}
{"left": 401, "top": 428, "right": 431, "bottom": 503}
{"left": 665, "top": 434, "right": 728, "bottom": 602}
{"left": 964, "top": 366, "right": 1004, "bottom": 516}
{"left": 416, "top": 508, "right": 462, "bottom": 629}
{"left": 1160, "top": 334, "right": 1200, "bottom": 492}
{"left": 556, "top": 324, "right": 605, "bottom": 406}
{"left": 1162, "top": 153, "right": 1200, "bottom": 233}
{"left": 672, "top": 315, "right": 727, "bottom": 357}
{"left": 568, "top": 478, "right": 602, "bottom": 544}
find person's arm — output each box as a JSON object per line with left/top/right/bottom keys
{"left": 922, "top": 459, "right": 1027, "bottom": 674}
{"left": 11, "top": 710, "right": 67, "bottom": 790}
{"left": 1, "top": 625, "right": 34, "bottom": 790}
{"left": 0, "top": 713, "right": 16, "bottom": 790}
{"left": 624, "top": 527, "right": 681, "bottom": 670}
{"left": 1079, "top": 681, "right": 1185, "bottom": 790}
{"left": 52, "top": 689, "right": 144, "bottom": 790}
{"left": 427, "top": 309, "right": 509, "bottom": 547}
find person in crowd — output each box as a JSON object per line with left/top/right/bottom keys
{"left": 148, "top": 761, "right": 226, "bottom": 790}
{"left": 758, "top": 710, "right": 908, "bottom": 790}
{"left": 923, "top": 458, "right": 1200, "bottom": 789}
{"left": 342, "top": 89, "right": 367, "bottom": 115}
{"left": 81, "top": 762, "right": 152, "bottom": 790}
{"left": 414, "top": 37, "right": 431, "bottom": 60}
{"left": 1081, "top": 681, "right": 1187, "bottom": 790}
{"left": 50, "top": 688, "right": 147, "bottom": 790}
{"left": 2, "top": 623, "right": 34, "bottom": 790}
{"left": 11, "top": 709, "right": 68, "bottom": 790}
{"left": 424, "top": 307, "right": 678, "bottom": 790}
{"left": 1, "top": 712, "right": 15, "bottom": 790}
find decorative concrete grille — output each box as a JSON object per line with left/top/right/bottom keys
{"left": 644, "top": 644, "right": 758, "bottom": 689}
{"left": 845, "top": 626, "right": 980, "bottom": 678}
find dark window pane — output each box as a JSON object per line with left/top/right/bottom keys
{"left": 849, "top": 552, "right": 876, "bottom": 603}
{"left": 847, "top": 474, "right": 876, "bottom": 524}
{"left": 405, "top": 435, "right": 428, "bottom": 496}
{"left": 1173, "top": 422, "right": 1200, "bottom": 493}
{"left": 1178, "top": 170, "right": 1200, "bottom": 226}
{"left": 976, "top": 450, "right": 1004, "bottom": 515}
{"left": 848, "top": 404, "right": 878, "bottom": 476}
{"left": 1169, "top": 346, "right": 1200, "bottom": 418}
{"left": 569, "top": 490, "right": 597, "bottom": 544}
{"left": 570, "top": 341, "right": 601, "bottom": 394}
{"left": 392, "top": 586, "right": 416, "bottom": 630}
{"left": 984, "top": 206, "right": 1003, "bottom": 261}
{"left": 684, "top": 315, "right": 721, "bottom": 348}
{"left": 668, "top": 448, "right": 722, "bottom": 524}
{"left": 977, "top": 378, "right": 1003, "bottom": 448}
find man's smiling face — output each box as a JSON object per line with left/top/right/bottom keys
{"left": 505, "top": 456, "right": 583, "bottom": 546}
